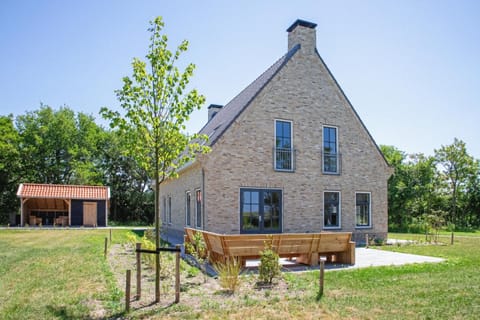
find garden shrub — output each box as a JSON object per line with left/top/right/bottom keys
{"left": 258, "top": 236, "right": 281, "bottom": 285}
{"left": 214, "top": 257, "right": 242, "bottom": 294}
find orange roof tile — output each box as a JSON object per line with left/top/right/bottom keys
{"left": 17, "top": 183, "right": 110, "bottom": 200}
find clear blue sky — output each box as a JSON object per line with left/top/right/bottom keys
{"left": 1, "top": 0, "right": 479, "bottom": 159}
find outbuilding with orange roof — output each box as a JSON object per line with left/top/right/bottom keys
{"left": 16, "top": 183, "right": 110, "bottom": 227}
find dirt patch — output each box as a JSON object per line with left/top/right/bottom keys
{"left": 107, "top": 244, "right": 308, "bottom": 318}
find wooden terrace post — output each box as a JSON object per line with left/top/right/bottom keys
{"left": 104, "top": 237, "right": 108, "bottom": 258}
{"left": 365, "top": 233, "right": 369, "bottom": 248}
{"left": 125, "top": 270, "right": 131, "bottom": 312}
{"left": 136, "top": 243, "right": 142, "bottom": 299}
{"left": 319, "top": 256, "right": 326, "bottom": 297}
{"left": 175, "top": 244, "right": 181, "bottom": 303}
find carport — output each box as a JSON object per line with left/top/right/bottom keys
{"left": 17, "top": 183, "right": 110, "bottom": 227}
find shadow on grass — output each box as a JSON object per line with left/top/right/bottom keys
{"left": 47, "top": 305, "right": 73, "bottom": 320}
{"left": 47, "top": 304, "right": 127, "bottom": 320}
{"left": 316, "top": 291, "right": 324, "bottom": 302}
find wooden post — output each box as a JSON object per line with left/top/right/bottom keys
{"left": 125, "top": 269, "right": 131, "bottom": 312}
{"left": 136, "top": 243, "right": 142, "bottom": 300}
{"left": 155, "top": 254, "right": 160, "bottom": 303}
{"left": 451, "top": 232, "right": 454, "bottom": 245}
{"left": 319, "top": 257, "right": 326, "bottom": 297}
{"left": 175, "top": 244, "right": 181, "bottom": 303}
{"left": 365, "top": 233, "right": 369, "bottom": 248}
{"left": 104, "top": 237, "right": 108, "bottom": 258}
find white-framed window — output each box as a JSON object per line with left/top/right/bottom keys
{"left": 195, "top": 189, "right": 202, "bottom": 228}
{"left": 324, "top": 191, "right": 341, "bottom": 228}
{"left": 162, "top": 197, "right": 167, "bottom": 223}
{"left": 167, "top": 196, "right": 172, "bottom": 224}
{"left": 356, "top": 192, "right": 371, "bottom": 228}
{"left": 323, "top": 126, "right": 339, "bottom": 174}
{"left": 185, "top": 191, "right": 191, "bottom": 226}
{"left": 274, "top": 119, "right": 294, "bottom": 171}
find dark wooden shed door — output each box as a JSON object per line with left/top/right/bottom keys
{"left": 83, "top": 202, "right": 97, "bottom": 226}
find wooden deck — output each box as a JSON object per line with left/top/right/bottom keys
{"left": 184, "top": 228, "right": 355, "bottom": 266}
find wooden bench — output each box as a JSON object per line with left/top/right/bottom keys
{"left": 184, "top": 228, "right": 355, "bottom": 266}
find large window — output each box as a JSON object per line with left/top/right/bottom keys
{"left": 275, "top": 120, "right": 293, "bottom": 171}
{"left": 240, "top": 189, "right": 282, "bottom": 233}
{"left": 356, "top": 192, "right": 371, "bottom": 227}
{"left": 185, "top": 191, "right": 191, "bottom": 226}
{"left": 323, "top": 126, "right": 338, "bottom": 174}
{"left": 195, "top": 189, "right": 202, "bottom": 228}
{"left": 324, "top": 191, "right": 340, "bottom": 228}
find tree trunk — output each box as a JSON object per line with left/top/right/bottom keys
{"left": 155, "top": 177, "right": 160, "bottom": 302}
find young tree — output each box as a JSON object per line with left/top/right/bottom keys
{"left": 435, "top": 138, "right": 477, "bottom": 227}
{"left": 100, "top": 16, "right": 208, "bottom": 302}
{"left": 101, "top": 130, "right": 154, "bottom": 223}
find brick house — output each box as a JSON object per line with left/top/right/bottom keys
{"left": 161, "top": 19, "right": 392, "bottom": 243}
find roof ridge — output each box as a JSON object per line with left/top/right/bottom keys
{"left": 22, "top": 183, "right": 107, "bottom": 188}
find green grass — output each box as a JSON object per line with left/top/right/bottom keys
{"left": 281, "top": 232, "right": 480, "bottom": 319}
{"left": 0, "top": 229, "right": 126, "bottom": 319}
{"left": 1, "top": 229, "right": 479, "bottom": 319}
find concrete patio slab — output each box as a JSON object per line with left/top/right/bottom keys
{"left": 263, "top": 247, "right": 444, "bottom": 272}
{"left": 333, "top": 247, "right": 445, "bottom": 270}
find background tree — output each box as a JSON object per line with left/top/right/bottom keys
{"left": 380, "top": 145, "right": 408, "bottom": 229}
{"left": 0, "top": 115, "right": 21, "bottom": 224}
{"left": 100, "top": 16, "right": 209, "bottom": 302}
{"left": 462, "top": 164, "right": 480, "bottom": 227}
{"left": 16, "top": 105, "right": 106, "bottom": 185}
{"left": 435, "top": 138, "right": 477, "bottom": 228}
{"left": 381, "top": 145, "right": 438, "bottom": 231}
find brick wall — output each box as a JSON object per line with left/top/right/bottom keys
{"left": 161, "top": 22, "right": 392, "bottom": 242}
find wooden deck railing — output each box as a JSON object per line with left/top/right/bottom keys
{"left": 184, "top": 227, "right": 355, "bottom": 266}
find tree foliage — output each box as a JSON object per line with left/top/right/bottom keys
{"left": 382, "top": 139, "right": 480, "bottom": 231}
{"left": 100, "top": 15, "right": 209, "bottom": 234}
{"left": 100, "top": 16, "right": 209, "bottom": 301}
{"left": 15, "top": 105, "right": 106, "bottom": 185}
{"left": 435, "top": 138, "right": 478, "bottom": 227}
{"left": 101, "top": 130, "right": 154, "bottom": 223}
{"left": 0, "top": 115, "right": 20, "bottom": 223}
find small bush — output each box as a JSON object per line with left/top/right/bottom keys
{"left": 258, "top": 237, "right": 281, "bottom": 285}
{"left": 214, "top": 257, "right": 242, "bottom": 294}
{"left": 141, "top": 235, "right": 156, "bottom": 268}
{"left": 184, "top": 230, "right": 208, "bottom": 282}
{"left": 126, "top": 232, "right": 138, "bottom": 247}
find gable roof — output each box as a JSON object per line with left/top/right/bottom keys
{"left": 17, "top": 183, "right": 110, "bottom": 200}
{"left": 314, "top": 49, "right": 391, "bottom": 168}
{"left": 199, "top": 44, "right": 300, "bottom": 146}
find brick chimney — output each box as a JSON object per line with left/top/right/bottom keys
{"left": 208, "top": 104, "right": 223, "bottom": 121}
{"left": 287, "top": 19, "right": 317, "bottom": 53}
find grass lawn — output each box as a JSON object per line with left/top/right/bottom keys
{"left": 0, "top": 229, "right": 125, "bottom": 319}
{"left": 1, "top": 229, "right": 479, "bottom": 319}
